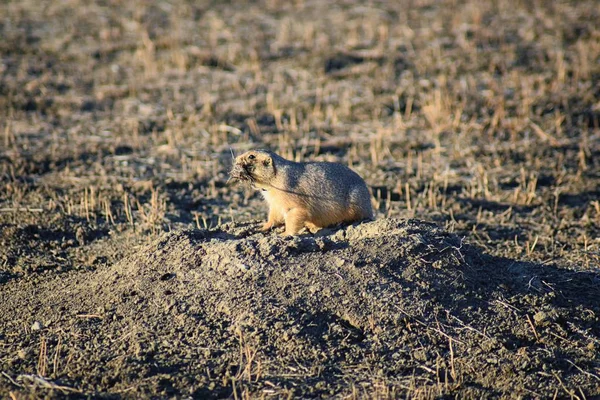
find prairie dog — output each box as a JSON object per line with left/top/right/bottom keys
{"left": 229, "top": 150, "right": 373, "bottom": 236}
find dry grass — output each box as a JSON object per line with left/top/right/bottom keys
{"left": 0, "top": 0, "right": 599, "bottom": 398}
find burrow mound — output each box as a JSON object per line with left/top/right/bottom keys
{"left": 81, "top": 218, "right": 600, "bottom": 398}
{"left": 3, "top": 219, "right": 599, "bottom": 398}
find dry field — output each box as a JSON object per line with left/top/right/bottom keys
{"left": 1, "top": 0, "right": 599, "bottom": 398}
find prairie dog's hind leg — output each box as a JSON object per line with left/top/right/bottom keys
{"left": 283, "top": 208, "right": 309, "bottom": 236}
{"left": 305, "top": 221, "right": 322, "bottom": 234}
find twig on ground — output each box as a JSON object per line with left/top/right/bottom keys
{"left": 17, "top": 374, "right": 80, "bottom": 393}
{"left": 525, "top": 315, "right": 540, "bottom": 341}
{"left": 1, "top": 372, "right": 22, "bottom": 388}
{"left": 0, "top": 208, "right": 44, "bottom": 212}
{"left": 565, "top": 360, "right": 600, "bottom": 382}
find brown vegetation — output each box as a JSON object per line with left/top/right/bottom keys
{"left": 1, "top": 0, "right": 599, "bottom": 398}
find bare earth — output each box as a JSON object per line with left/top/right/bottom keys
{"left": 1, "top": 0, "right": 599, "bottom": 398}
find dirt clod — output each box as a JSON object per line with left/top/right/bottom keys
{"left": 30, "top": 322, "right": 42, "bottom": 331}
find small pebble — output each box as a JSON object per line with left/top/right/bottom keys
{"left": 31, "top": 321, "right": 43, "bottom": 331}
{"left": 238, "top": 263, "right": 250, "bottom": 272}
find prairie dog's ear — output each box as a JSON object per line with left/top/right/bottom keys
{"left": 263, "top": 156, "right": 272, "bottom": 166}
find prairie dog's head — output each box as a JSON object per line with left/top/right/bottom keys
{"left": 229, "top": 150, "right": 276, "bottom": 185}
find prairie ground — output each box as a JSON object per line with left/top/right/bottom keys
{"left": 1, "top": 0, "right": 599, "bottom": 398}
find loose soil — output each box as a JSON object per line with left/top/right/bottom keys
{"left": 1, "top": 0, "right": 599, "bottom": 398}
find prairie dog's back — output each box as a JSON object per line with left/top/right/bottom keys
{"left": 283, "top": 161, "right": 365, "bottom": 200}
{"left": 276, "top": 160, "right": 373, "bottom": 225}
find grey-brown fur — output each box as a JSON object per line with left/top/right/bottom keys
{"left": 230, "top": 150, "right": 373, "bottom": 235}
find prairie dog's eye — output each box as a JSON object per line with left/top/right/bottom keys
{"left": 248, "top": 154, "right": 255, "bottom": 160}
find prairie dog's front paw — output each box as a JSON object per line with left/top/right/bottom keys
{"left": 260, "top": 222, "right": 273, "bottom": 231}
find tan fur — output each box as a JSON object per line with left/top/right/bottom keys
{"left": 230, "top": 150, "right": 373, "bottom": 236}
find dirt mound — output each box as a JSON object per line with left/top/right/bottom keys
{"left": 2, "top": 218, "right": 599, "bottom": 398}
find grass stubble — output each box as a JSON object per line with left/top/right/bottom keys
{"left": 0, "top": 0, "right": 599, "bottom": 398}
